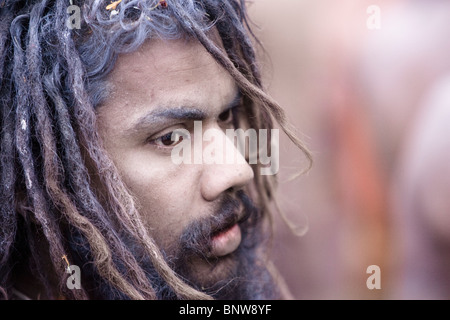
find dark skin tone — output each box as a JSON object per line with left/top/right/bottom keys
{"left": 96, "top": 37, "right": 254, "bottom": 288}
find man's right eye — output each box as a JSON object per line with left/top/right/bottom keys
{"left": 150, "top": 131, "right": 184, "bottom": 148}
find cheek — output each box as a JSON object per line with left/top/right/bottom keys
{"left": 115, "top": 152, "right": 201, "bottom": 249}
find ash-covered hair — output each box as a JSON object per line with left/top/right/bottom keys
{"left": 0, "top": 0, "right": 311, "bottom": 300}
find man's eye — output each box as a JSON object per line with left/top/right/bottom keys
{"left": 218, "top": 108, "right": 233, "bottom": 123}
{"left": 152, "top": 131, "right": 184, "bottom": 147}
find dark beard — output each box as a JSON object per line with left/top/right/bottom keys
{"left": 165, "top": 190, "right": 279, "bottom": 300}
{"left": 69, "top": 191, "right": 279, "bottom": 300}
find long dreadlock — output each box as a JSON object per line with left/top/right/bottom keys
{"left": 0, "top": 0, "right": 312, "bottom": 300}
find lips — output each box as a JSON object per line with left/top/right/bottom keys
{"left": 210, "top": 223, "right": 242, "bottom": 257}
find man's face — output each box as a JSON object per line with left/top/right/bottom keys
{"left": 96, "top": 37, "right": 263, "bottom": 294}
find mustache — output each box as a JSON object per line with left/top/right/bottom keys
{"left": 176, "top": 190, "right": 258, "bottom": 259}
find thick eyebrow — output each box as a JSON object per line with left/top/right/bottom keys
{"left": 128, "top": 90, "right": 242, "bottom": 134}
{"left": 128, "top": 107, "right": 207, "bottom": 134}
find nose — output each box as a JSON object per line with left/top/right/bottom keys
{"left": 200, "top": 127, "right": 254, "bottom": 201}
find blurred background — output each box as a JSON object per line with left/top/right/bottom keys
{"left": 248, "top": 0, "right": 450, "bottom": 299}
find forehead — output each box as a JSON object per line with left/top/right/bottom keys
{"left": 110, "top": 37, "right": 217, "bottom": 90}
{"left": 100, "top": 37, "right": 237, "bottom": 123}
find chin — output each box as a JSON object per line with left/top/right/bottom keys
{"left": 174, "top": 246, "right": 279, "bottom": 300}
{"left": 180, "top": 253, "right": 240, "bottom": 290}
